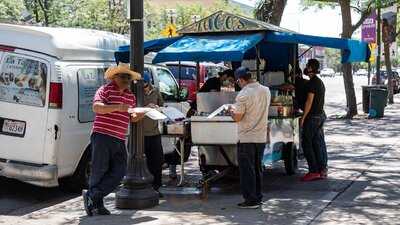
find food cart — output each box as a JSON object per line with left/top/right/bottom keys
{"left": 114, "top": 11, "right": 370, "bottom": 192}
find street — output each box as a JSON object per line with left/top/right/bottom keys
{"left": 0, "top": 75, "right": 379, "bottom": 221}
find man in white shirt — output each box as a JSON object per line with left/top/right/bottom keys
{"left": 229, "top": 67, "right": 271, "bottom": 209}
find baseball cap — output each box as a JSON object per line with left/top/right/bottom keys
{"left": 143, "top": 70, "right": 151, "bottom": 83}
{"left": 234, "top": 67, "right": 250, "bottom": 80}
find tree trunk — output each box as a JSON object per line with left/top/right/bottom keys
{"left": 33, "top": 1, "right": 39, "bottom": 23}
{"left": 270, "top": 0, "right": 287, "bottom": 26}
{"left": 384, "top": 42, "right": 394, "bottom": 104}
{"left": 256, "top": 0, "right": 287, "bottom": 26}
{"left": 339, "top": 0, "right": 357, "bottom": 118}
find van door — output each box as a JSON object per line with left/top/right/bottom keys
{"left": 0, "top": 51, "right": 50, "bottom": 164}
{"left": 56, "top": 64, "right": 107, "bottom": 177}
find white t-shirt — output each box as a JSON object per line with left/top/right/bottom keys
{"left": 234, "top": 82, "right": 271, "bottom": 143}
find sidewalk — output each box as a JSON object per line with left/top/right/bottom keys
{"left": 2, "top": 97, "right": 400, "bottom": 225}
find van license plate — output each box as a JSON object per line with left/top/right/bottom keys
{"left": 2, "top": 120, "right": 25, "bottom": 135}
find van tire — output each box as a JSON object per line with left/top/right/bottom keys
{"left": 60, "top": 147, "right": 91, "bottom": 193}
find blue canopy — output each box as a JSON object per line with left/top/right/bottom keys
{"left": 115, "top": 36, "right": 181, "bottom": 63}
{"left": 152, "top": 33, "right": 264, "bottom": 63}
{"left": 265, "top": 32, "right": 370, "bottom": 63}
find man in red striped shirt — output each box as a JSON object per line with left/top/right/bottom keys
{"left": 83, "top": 63, "right": 144, "bottom": 216}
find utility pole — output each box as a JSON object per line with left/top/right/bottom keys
{"left": 376, "top": 0, "right": 381, "bottom": 84}
{"left": 116, "top": 0, "right": 159, "bottom": 209}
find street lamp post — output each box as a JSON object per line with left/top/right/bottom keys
{"left": 376, "top": 2, "right": 381, "bottom": 84}
{"left": 115, "top": 0, "right": 159, "bottom": 209}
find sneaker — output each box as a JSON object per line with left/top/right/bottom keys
{"left": 237, "top": 201, "right": 260, "bottom": 209}
{"left": 301, "top": 172, "right": 322, "bottom": 182}
{"left": 320, "top": 169, "right": 328, "bottom": 179}
{"left": 94, "top": 206, "right": 111, "bottom": 216}
{"left": 82, "top": 190, "right": 94, "bottom": 217}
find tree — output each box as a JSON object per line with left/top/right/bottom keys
{"left": 325, "top": 48, "right": 342, "bottom": 72}
{"left": 381, "top": 2, "right": 400, "bottom": 104}
{"left": 301, "top": 0, "right": 375, "bottom": 118}
{"left": 0, "top": 0, "right": 25, "bottom": 22}
{"left": 255, "top": 0, "right": 288, "bottom": 25}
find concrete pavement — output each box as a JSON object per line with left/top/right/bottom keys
{"left": 1, "top": 92, "right": 400, "bottom": 225}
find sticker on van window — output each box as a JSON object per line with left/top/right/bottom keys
{"left": 0, "top": 54, "right": 47, "bottom": 107}
{"left": 77, "top": 68, "right": 106, "bottom": 123}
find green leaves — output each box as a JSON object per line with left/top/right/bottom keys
{"left": 0, "top": 0, "right": 25, "bottom": 22}
{"left": 0, "top": 0, "right": 249, "bottom": 38}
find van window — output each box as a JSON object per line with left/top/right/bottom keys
{"left": 167, "top": 65, "right": 196, "bottom": 81}
{"left": 207, "top": 66, "right": 224, "bottom": 79}
{"left": 157, "top": 68, "right": 178, "bottom": 101}
{"left": 0, "top": 53, "right": 47, "bottom": 107}
{"left": 77, "top": 68, "right": 106, "bottom": 123}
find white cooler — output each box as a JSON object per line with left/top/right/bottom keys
{"left": 190, "top": 116, "right": 238, "bottom": 145}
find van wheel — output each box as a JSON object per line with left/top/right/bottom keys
{"left": 60, "top": 148, "right": 91, "bottom": 193}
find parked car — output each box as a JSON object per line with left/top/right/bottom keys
{"left": 371, "top": 70, "right": 400, "bottom": 94}
{"left": 355, "top": 69, "right": 368, "bottom": 76}
{"left": 0, "top": 23, "right": 188, "bottom": 190}
{"left": 165, "top": 62, "right": 227, "bottom": 102}
{"left": 320, "top": 68, "right": 335, "bottom": 77}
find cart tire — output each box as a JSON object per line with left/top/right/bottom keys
{"left": 283, "top": 142, "right": 298, "bottom": 175}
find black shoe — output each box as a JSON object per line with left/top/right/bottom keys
{"left": 82, "top": 190, "right": 95, "bottom": 216}
{"left": 157, "top": 191, "right": 164, "bottom": 198}
{"left": 94, "top": 206, "right": 111, "bottom": 215}
{"left": 237, "top": 201, "right": 260, "bottom": 209}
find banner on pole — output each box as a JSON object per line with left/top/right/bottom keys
{"left": 361, "top": 11, "right": 377, "bottom": 43}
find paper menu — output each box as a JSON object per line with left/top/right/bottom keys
{"left": 206, "top": 104, "right": 232, "bottom": 119}
{"left": 161, "top": 107, "right": 186, "bottom": 121}
{"left": 128, "top": 107, "right": 167, "bottom": 120}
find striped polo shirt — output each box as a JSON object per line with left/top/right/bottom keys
{"left": 92, "top": 82, "right": 136, "bottom": 140}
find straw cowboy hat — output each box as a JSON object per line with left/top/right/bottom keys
{"left": 104, "top": 63, "right": 141, "bottom": 80}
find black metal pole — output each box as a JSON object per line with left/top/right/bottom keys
{"left": 376, "top": 7, "right": 381, "bottom": 84}
{"left": 196, "top": 62, "right": 200, "bottom": 90}
{"left": 368, "top": 61, "right": 371, "bottom": 85}
{"left": 116, "top": 0, "right": 159, "bottom": 209}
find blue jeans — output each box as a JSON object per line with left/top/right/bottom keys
{"left": 88, "top": 133, "right": 127, "bottom": 204}
{"left": 237, "top": 143, "right": 265, "bottom": 203}
{"left": 302, "top": 114, "right": 327, "bottom": 173}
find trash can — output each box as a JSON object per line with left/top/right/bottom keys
{"left": 362, "top": 85, "right": 387, "bottom": 113}
{"left": 369, "top": 88, "right": 388, "bottom": 118}
{"left": 362, "top": 86, "right": 375, "bottom": 113}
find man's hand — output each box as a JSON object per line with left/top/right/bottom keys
{"left": 227, "top": 105, "right": 235, "bottom": 115}
{"left": 300, "top": 117, "right": 305, "bottom": 128}
{"left": 147, "top": 103, "right": 159, "bottom": 109}
{"left": 228, "top": 105, "right": 244, "bottom": 122}
{"left": 117, "top": 104, "right": 130, "bottom": 112}
{"left": 131, "top": 112, "right": 146, "bottom": 123}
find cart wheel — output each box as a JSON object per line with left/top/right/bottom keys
{"left": 283, "top": 142, "right": 298, "bottom": 175}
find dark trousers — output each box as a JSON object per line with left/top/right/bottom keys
{"left": 144, "top": 135, "right": 164, "bottom": 190}
{"left": 302, "top": 114, "right": 328, "bottom": 173}
{"left": 88, "top": 133, "right": 127, "bottom": 205}
{"left": 237, "top": 143, "right": 265, "bottom": 203}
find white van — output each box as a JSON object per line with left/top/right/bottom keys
{"left": 0, "top": 24, "right": 189, "bottom": 190}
